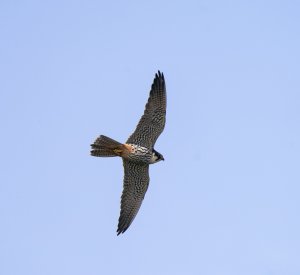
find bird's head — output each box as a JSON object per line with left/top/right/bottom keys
{"left": 151, "top": 149, "right": 164, "bottom": 164}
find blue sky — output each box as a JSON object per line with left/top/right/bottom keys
{"left": 1, "top": 1, "right": 300, "bottom": 274}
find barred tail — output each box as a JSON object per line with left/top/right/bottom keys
{"left": 90, "top": 135, "right": 123, "bottom": 157}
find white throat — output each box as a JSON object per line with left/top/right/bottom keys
{"left": 150, "top": 153, "right": 158, "bottom": 164}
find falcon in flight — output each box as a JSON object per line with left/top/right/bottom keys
{"left": 90, "top": 71, "right": 166, "bottom": 235}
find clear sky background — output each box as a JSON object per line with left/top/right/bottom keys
{"left": 1, "top": 1, "right": 300, "bottom": 274}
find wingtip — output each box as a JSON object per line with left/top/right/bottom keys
{"left": 149, "top": 70, "right": 166, "bottom": 99}
{"left": 156, "top": 70, "right": 163, "bottom": 78}
{"left": 154, "top": 70, "right": 165, "bottom": 84}
{"left": 116, "top": 227, "right": 127, "bottom": 236}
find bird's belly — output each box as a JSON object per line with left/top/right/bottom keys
{"left": 125, "top": 144, "right": 152, "bottom": 164}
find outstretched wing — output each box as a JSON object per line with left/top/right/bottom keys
{"left": 117, "top": 159, "right": 150, "bottom": 235}
{"left": 126, "top": 71, "right": 166, "bottom": 149}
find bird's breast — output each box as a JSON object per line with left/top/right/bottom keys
{"left": 123, "top": 144, "right": 152, "bottom": 164}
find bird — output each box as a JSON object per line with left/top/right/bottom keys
{"left": 90, "top": 71, "right": 166, "bottom": 235}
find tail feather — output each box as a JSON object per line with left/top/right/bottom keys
{"left": 91, "top": 135, "right": 123, "bottom": 157}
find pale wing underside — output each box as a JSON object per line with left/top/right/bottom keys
{"left": 126, "top": 71, "right": 166, "bottom": 149}
{"left": 117, "top": 159, "right": 150, "bottom": 235}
